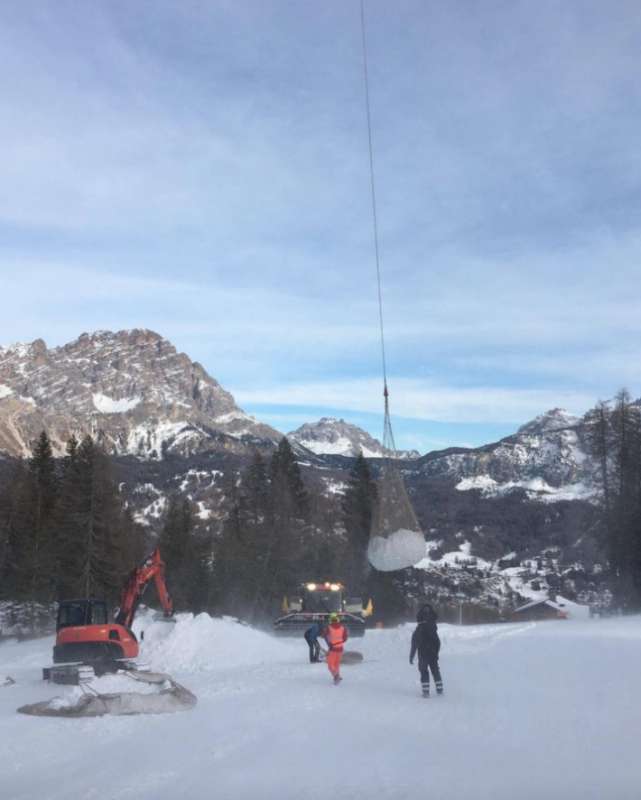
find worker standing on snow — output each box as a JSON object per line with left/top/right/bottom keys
{"left": 409, "top": 603, "right": 443, "bottom": 698}
{"left": 323, "top": 612, "right": 348, "bottom": 684}
{"left": 303, "top": 618, "right": 324, "bottom": 663}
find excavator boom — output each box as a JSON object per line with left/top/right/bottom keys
{"left": 115, "top": 547, "right": 173, "bottom": 629}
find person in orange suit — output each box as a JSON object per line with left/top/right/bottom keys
{"left": 323, "top": 612, "right": 348, "bottom": 684}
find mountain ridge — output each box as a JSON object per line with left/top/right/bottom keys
{"left": 287, "top": 416, "right": 420, "bottom": 460}
{"left": 0, "top": 329, "right": 280, "bottom": 458}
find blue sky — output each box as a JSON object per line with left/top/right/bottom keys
{"left": 2, "top": 1, "right": 641, "bottom": 452}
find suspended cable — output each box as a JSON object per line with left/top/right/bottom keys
{"left": 360, "top": 1, "right": 425, "bottom": 574}
{"left": 359, "top": 0, "right": 388, "bottom": 402}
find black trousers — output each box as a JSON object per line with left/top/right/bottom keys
{"left": 418, "top": 654, "right": 442, "bottom": 688}
{"left": 305, "top": 636, "right": 320, "bottom": 663}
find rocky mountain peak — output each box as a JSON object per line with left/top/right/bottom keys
{"left": 0, "top": 329, "right": 280, "bottom": 458}
{"left": 517, "top": 408, "right": 581, "bottom": 436}
{"left": 288, "top": 417, "right": 420, "bottom": 459}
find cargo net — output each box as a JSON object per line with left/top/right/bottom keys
{"left": 17, "top": 671, "right": 197, "bottom": 718}
{"left": 367, "top": 395, "right": 426, "bottom": 572}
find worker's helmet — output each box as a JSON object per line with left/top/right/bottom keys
{"left": 329, "top": 612, "right": 339, "bottom": 623}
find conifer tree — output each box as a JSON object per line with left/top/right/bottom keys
{"left": 586, "top": 392, "right": 641, "bottom": 606}
{"left": 215, "top": 461, "right": 271, "bottom": 620}
{"left": 269, "top": 438, "right": 308, "bottom": 519}
{"left": 0, "top": 460, "right": 26, "bottom": 599}
{"left": 0, "top": 432, "right": 146, "bottom": 609}
{"left": 49, "top": 435, "right": 127, "bottom": 602}
{"left": 159, "top": 495, "right": 197, "bottom": 609}
{"left": 244, "top": 451, "right": 269, "bottom": 527}
{"left": 29, "top": 431, "right": 58, "bottom": 599}
{"left": 342, "top": 451, "right": 377, "bottom": 594}
{"left": 54, "top": 435, "right": 87, "bottom": 598}
{"left": 0, "top": 478, "right": 9, "bottom": 595}
{"left": 263, "top": 438, "right": 309, "bottom": 605}
{"left": 6, "top": 432, "right": 59, "bottom": 601}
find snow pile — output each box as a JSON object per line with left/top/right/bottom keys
{"left": 0, "top": 384, "right": 13, "bottom": 400}
{"left": 367, "top": 529, "right": 426, "bottom": 571}
{"left": 137, "top": 611, "right": 294, "bottom": 674}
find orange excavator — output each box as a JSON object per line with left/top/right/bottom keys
{"left": 43, "top": 548, "right": 173, "bottom": 683}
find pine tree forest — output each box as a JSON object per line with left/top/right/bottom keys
{"left": 0, "top": 433, "right": 399, "bottom": 628}
{"left": 584, "top": 391, "right": 641, "bottom": 607}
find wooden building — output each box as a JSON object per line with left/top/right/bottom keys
{"left": 510, "top": 599, "right": 568, "bottom": 622}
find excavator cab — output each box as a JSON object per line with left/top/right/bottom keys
{"left": 56, "top": 599, "right": 108, "bottom": 631}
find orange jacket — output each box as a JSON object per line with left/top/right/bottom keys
{"left": 324, "top": 622, "right": 348, "bottom": 651}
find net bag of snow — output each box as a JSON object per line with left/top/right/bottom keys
{"left": 17, "top": 672, "right": 197, "bottom": 718}
{"left": 367, "top": 462, "right": 425, "bottom": 572}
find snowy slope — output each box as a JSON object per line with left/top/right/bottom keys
{"left": 2, "top": 612, "right": 641, "bottom": 799}
{"left": 417, "top": 407, "right": 596, "bottom": 503}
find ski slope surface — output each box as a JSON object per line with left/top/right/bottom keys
{"left": 1, "top": 612, "right": 640, "bottom": 800}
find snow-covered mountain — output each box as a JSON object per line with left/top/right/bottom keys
{"left": 287, "top": 417, "right": 420, "bottom": 459}
{"left": 414, "top": 408, "right": 595, "bottom": 504}
{"left": 392, "top": 407, "right": 604, "bottom": 608}
{"left": 0, "top": 330, "right": 280, "bottom": 458}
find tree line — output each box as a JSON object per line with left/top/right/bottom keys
{"left": 0, "top": 432, "right": 406, "bottom": 623}
{"left": 0, "top": 431, "right": 145, "bottom": 606}
{"left": 5, "top": 405, "right": 639, "bottom": 623}
{"left": 585, "top": 390, "right": 641, "bottom": 607}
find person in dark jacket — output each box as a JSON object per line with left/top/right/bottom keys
{"left": 409, "top": 603, "right": 443, "bottom": 698}
{"left": 304, "top": 619, "right": 324, "bottom": 663}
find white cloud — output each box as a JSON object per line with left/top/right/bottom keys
{"left": 234, "top": 378, "right": 595, "bottom": 425}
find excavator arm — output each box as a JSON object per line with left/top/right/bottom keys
{"left": 114, "top": 548, "right": 173, "bottom": 629}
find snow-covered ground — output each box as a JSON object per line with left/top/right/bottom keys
{"left": 1, "top": 612, "right": 641, "bottom": 799}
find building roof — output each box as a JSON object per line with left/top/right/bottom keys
{"left": 513, "top": 599, "right": 564, "bottom": 614}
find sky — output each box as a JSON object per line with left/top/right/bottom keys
{"left": 2, "top": 1, "right": 641, "bottom": 453}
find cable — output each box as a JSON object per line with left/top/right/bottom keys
{"left": 360, "top": 0, "right": 396, "bottom": 455}
{"left": 360, "top": 0, "right": 388, "bottom": 398}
